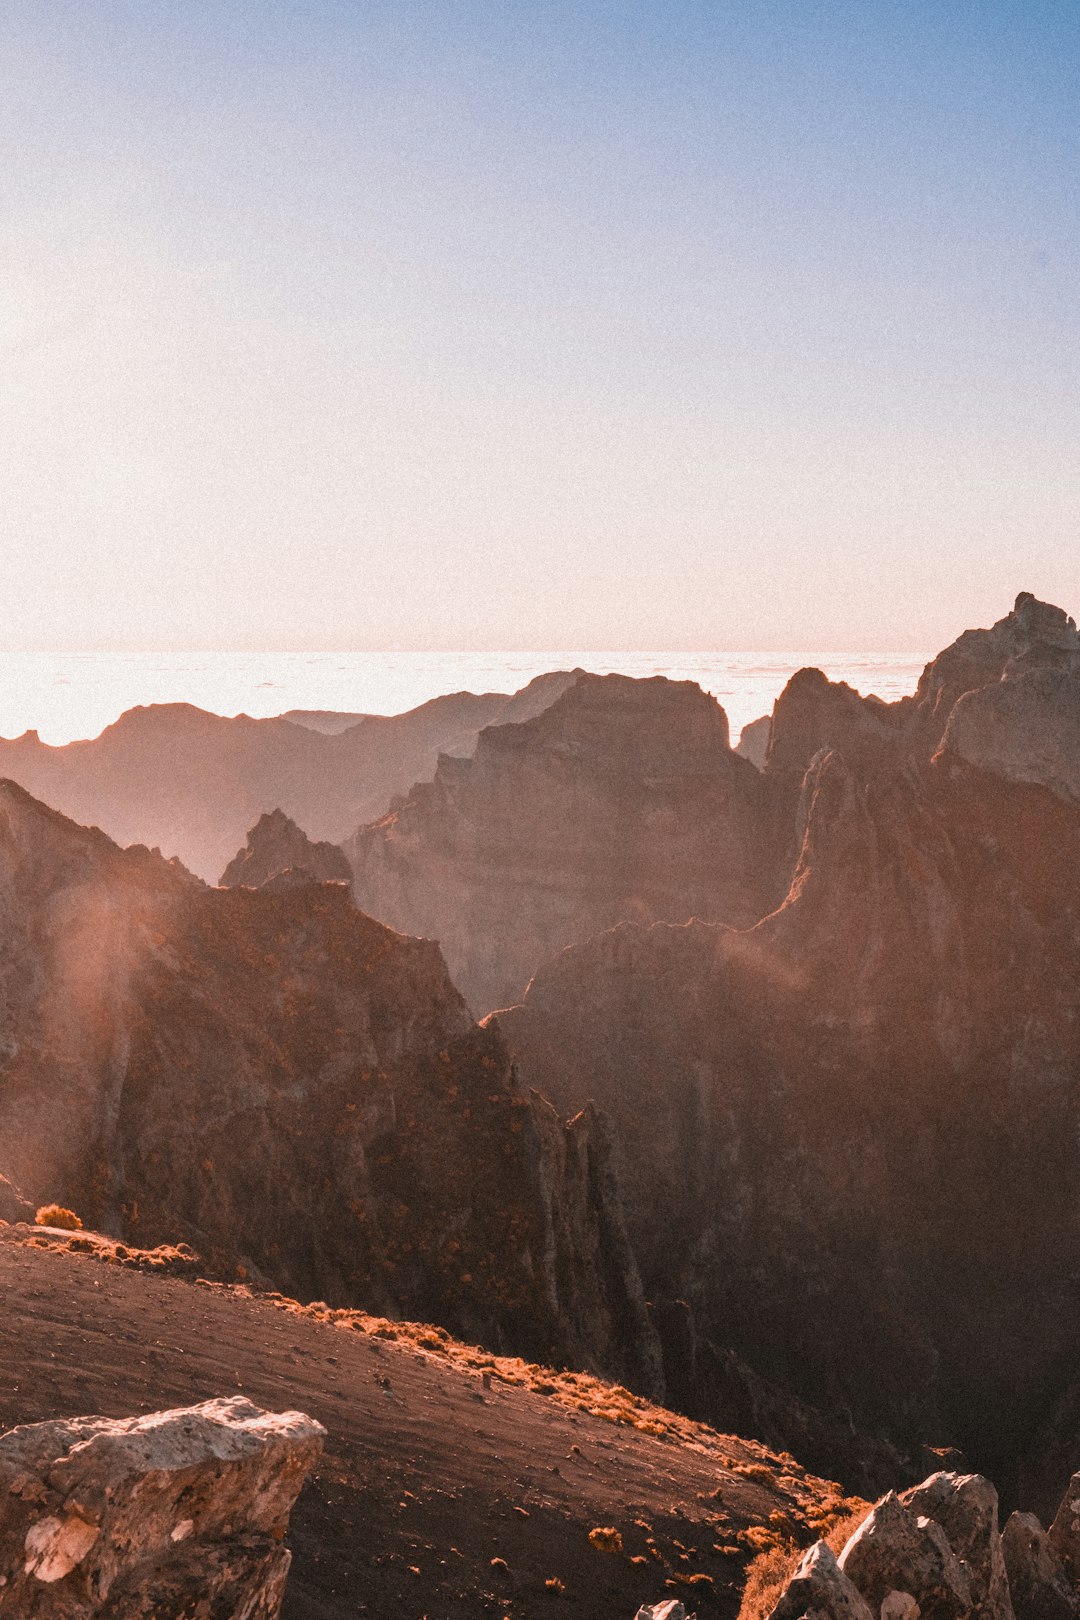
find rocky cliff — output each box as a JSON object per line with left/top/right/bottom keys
{"left": 495, "top": 596, "right": 1080, "bottom": 1493}
{"left": 346, "top": 674, "right": 771, "bottom": 1013}
{"left": 0, "top": 672, "right": 577, "bottom": 882}
{"left": 0, "top": 780, "right": 659, "bottom": 1391}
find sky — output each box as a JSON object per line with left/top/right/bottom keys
{"left": 1, "top": 0, "right": 1078, "bottom": 653}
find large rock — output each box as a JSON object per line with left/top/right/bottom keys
{"left": 1048, "top": 1473, "right": 1080, "bottom": 1582}
{"left": 766, "top": 1540, "right": 875, "bottom": 1620}
{"left": 838, "top": 1491, "right": 973, "bottom": 1620}
{"left": 1002, "top": 1512, "right": 1079, "bottom": 1620}
{"left": 219, "top": 807, "right": 353, "bottom": 888}
{"left": 0, "top": 1396, "right": 323, "bottom": 1617}
{"left": 901, "top": 1472, "right": 1013, "bottom": 1620}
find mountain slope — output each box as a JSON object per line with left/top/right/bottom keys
{"left": 0, "top": 1228, "right": 858, "bottom": 1620}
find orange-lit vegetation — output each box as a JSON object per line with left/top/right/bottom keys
{"left": 33, "top": 1204, "right": 83, "bottom": 1231}
{"left": 736, "top": 1500, "right": 870, "bottom": 1620}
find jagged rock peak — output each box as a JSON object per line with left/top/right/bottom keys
{"left": 0, "top": 1396, "right": 323, "bottom": 1617}
{"left": 916, "top": 593, "right": 1080, "bottom": 721}
{"left": 219, "top": 807, "right": 353, "bottom": 889}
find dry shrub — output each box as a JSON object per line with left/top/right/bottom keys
{"left": 736, "top": 1503, "right": 870, "bottom": 1620}
{"left": 34, "top": 1204, "right": 83, "bottom": 1231}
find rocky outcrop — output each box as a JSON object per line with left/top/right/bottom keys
{"left": 0, "top": 672, "right": 577, "bottom": 882}
{"left": 901, "top": 1472, "right": 1014, "bottom": 1620}
{"left": 219, "top": 808, "right": 353, "bottom": 888}
{"left": 768, "top": 1541, "right": 874, "bottom": 1620}
{"left": 0, "top": 780, "right": 659, "bottom": 1387}
{"left": 0, "top": 1173, "right": 31, "bottom": 1224}
{"left": 0, "top": 1396, "right": 323, "bottom": 1617}
{"left": 1048, "top": 1476, "right": 1080, "bottom": 1583}
{"left": 764, "top": 1472, "right": 1080, "bottom": 1620}
{"left": 1003, "top": 1514, "right": 1079, "bottom": 1620}
{"left": 347, "top": 674, "right": 770, "bottom": 1013}
{"left": 838, "top": 1491, "right": 973, "bottom": 1620}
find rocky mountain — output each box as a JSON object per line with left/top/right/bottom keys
{"left": 346, "top": 673, "right": 772, "bottom": 1013}
{"left": 0, "top": 671, "right": 577, "bottom": 882}
{"left": 493, "top": 595, "right": 1080, "bottom": 1494}
{"left": 220, "top": 809, "right": 353, "bottom": 888}
{"left": 0, "top": 779, "right": 658, "bottom": 1391}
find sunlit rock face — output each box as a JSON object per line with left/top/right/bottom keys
{"left": 497, "top": 597, "right": 1080, "bottom": 1494}
{"left": 346, "top": 673, "right": 772, "bottom": 1015}
{"left": 0, "top": 780, "right": 659, "bottom": 1392}
{"left": 0, "top": 1398, "right": 323, "bottom": 1619}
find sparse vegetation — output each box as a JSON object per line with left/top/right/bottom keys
{"left": 736, "top": 1501, "right": 870, "bottom": 1620}
{"left": 34, "top": 1204, "right": 82, "bottom": 1231}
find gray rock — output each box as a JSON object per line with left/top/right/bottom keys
{"left": 766, "top": 1540, "right": 875, "bottom": 1620}
{"left": 1049, "top": 1474, "right": 1080, "bottom": 1583}
{"left": 0, "top": 1396, "right": 324, "bottom": 1617}
{"left": 901, "top": 1471, "right": 1014, "bottom": 1620}
{"left": 839, "top": 1491, "right": 973, "bottom": 1620}
{"left": 1003, "top": 1512, "right": 1079, "bottom": 1620}
{"left": 635, "top": 1603, "right": 694, "bottom": 1620}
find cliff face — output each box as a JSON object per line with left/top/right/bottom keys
{"left": 0, "top": 781, "right": 658, "bottom": 1391}
{"left": 0, "top": 672, "right": 577, "bottom": 883}
{"left": 496, "top": 596, "right": 1080, "bottom": 1491}
{"left": 346, "top": 674, "right": 771, "bottom": 1014}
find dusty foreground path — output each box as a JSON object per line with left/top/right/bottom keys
{"left": 0, "top": 1229, "right": 841, "bottom": 1619}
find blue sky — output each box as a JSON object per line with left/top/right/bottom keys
{"left": 2, "top": 1, "right": 1078, "bottom": 650}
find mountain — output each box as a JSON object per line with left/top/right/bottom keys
{"left": 346, "top": 673, "right": 772, "bottom": 1014}
{"left": 0, "top": 779, "right": 657, "bottom": 1391}
{"left": 0, "top": 672, "right": 577, "bottom": 882}
{"left": 493, "top": 595, "right": 1080, "bottom": 1495}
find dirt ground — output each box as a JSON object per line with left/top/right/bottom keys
{"left": 0, "top": 1227, "right": 844, "bottom": 1619}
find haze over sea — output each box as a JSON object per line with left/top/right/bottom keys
{"left": 0, "top": 651, "right": 928, "bottom": 749}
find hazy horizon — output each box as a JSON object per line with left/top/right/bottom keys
{"left": 4, "top": 2, "right": 1078, "bottom": 654}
